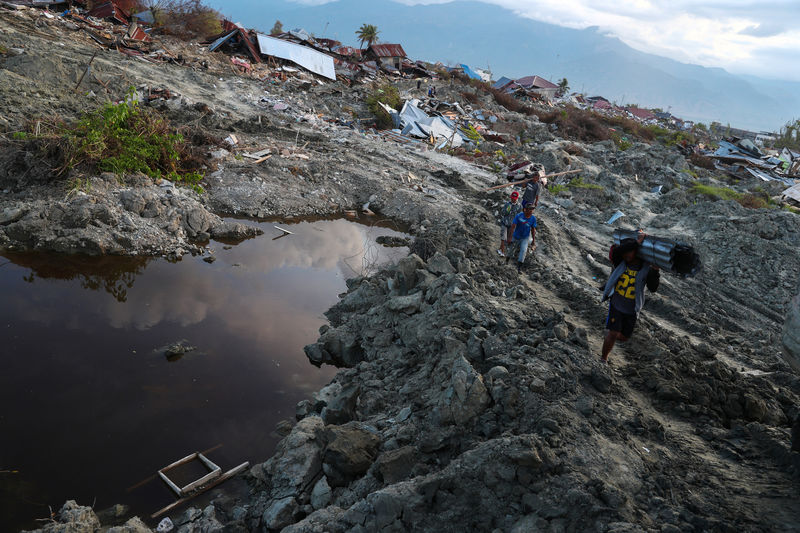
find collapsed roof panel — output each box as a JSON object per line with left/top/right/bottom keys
{"left": 256, "top": 33, "right": 336, "bottom": 80}
{"left": 367, "top": 44, "right": 407, "bottom": 58}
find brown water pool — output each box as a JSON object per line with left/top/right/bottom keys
{"left": 0, "top": 217, "right": 409, "bottom": 531}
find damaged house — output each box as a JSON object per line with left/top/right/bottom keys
{"left": 495, "top": 75, "right": 559, "bottom": 101}
{"left": 365, "top": 43, "right": 406, "bottom": 71}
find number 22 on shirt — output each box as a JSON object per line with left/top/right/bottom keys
{"left": 615, "top": 268, "right": 637, "bottom": 300}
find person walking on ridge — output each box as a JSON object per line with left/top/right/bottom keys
{"left": 600, "top": 230, "right": 660, "bottom": 363}
{"left": 497, "top": 190, "right": 522, "bottom": 257}
{"left": 507, "top": 203, "right": 537, "bottom": 272}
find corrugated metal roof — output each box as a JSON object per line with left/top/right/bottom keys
{"left": 88, "top": 1, "right": 129, "bottom": 25}
{"left": 514, "top": 75, "right": 558, "bottom": 89}
{"left": 367, "top": 44, "right": 407, "bottom": 58}
{"left": 332, "top": 46, "right": 362, "bottom": 58}
{"left": 626, "top": 107, "right": 656, "bottom": 120}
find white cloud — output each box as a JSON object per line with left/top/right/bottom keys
{"left": 388, "top": 0, "right": 800, "bottom": 78}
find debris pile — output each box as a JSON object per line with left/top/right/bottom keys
{"left": 709, "top": 137, "right": 797, "bottom": 185}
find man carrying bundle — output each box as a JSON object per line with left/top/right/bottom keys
{"left": 601, "top": 230, "right": 660, "bottom": 363}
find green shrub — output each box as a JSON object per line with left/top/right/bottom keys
{"left": 689, "top": 183, "right": 742, "bottom": 201}
{"left": 366, "top": 84, "right": 402, "bottom": 130}
{"left": 612, "top": 133, "right": 632, "bottom": 151}
{"left": 30, "top": 89, "right": 208, "bottom": 193}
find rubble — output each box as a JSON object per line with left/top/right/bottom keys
{"left": 3, "top": 2, "right": 800, "bottom": 532}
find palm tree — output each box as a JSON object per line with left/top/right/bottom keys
{"left": 356, "top": 24, "right": 380, "bottom": 50}
{"left": 557, "top": 78, "right": 569, "bottom": 97}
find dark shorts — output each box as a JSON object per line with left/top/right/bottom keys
{"left": 606, "top": 305, "right": 637, "bottom": 338}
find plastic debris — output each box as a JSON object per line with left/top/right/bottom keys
{"left": 156, "top": 517, "right": 174, "bottom": 532}
{"left": 606, "top": 210, "right": 625, "bottom": 225}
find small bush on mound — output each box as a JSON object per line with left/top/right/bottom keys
{"left": 567, "top": 176, "right": 603, "bottom": 190}
{"left": 689, "top": 153, "right": 715, "bottom": 170}
{"left": 564, "top": 143, "right": 585, "bottom": 156}
{"left": 27, "top": 90, "right": 209, "bottom": 192}
{"left": 460, "top": 91, "right": 479, "bottom": 104}
{"left": 538, "top": 107, "right": 610, "bottom": 143}
{"left": 690, "top": 183, "right": 770, "bottom": 209}
{"left": 690, "top": 183, "right": 742, "bottom": 202}
{"left": 366, "top": 84, "right": 402, "bottom": 130}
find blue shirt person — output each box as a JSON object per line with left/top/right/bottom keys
{"left": 508, "top": 204, "right": 537, "bottom": 272}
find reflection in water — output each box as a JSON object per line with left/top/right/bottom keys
{"left": 0, "top": 217, "right": 408, "bottom": 532}
{"left": 4, "top": 253, "right": 150, "bottom": 302}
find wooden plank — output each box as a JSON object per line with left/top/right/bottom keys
{"left": 151, "top": 462, "right": 250, "bottom": 519}
{"left": 180, "top": 468, "right": 221, "bottom": 494}
{"left": 126, "top": 445, "right": 222, "bottom": 492}
{"left": 159, "top": 453, "right": 198, "bottom": 473}
{"left": 158, "top": 471, "right": 182, "bottom": 498}
{"left": 483, "top": 169, "right": 582, "bottom": 192}
{"left": 274, "top": 225, "right": 293, "bottom": 235}
{"left": 253, "top": 155, "right": 272, "bottom": 164}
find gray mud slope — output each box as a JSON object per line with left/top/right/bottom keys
{"left": 3, "top": 8, "right": 800, "bottom": 533}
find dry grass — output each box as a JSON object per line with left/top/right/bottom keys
{"left": 460, "top": 91, "right": 479, "bottom": 105}
{"left": 689, "top": 153, "right": 715, "bottom": 170}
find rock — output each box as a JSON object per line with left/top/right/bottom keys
{"left": 744, "top": 394, "right": 767, "bottom": 422}
{"left": 656, "top": 383, "right": 683, "bottom": 402}
{"left": 426, "top": 251, "right": 456, "bottom": 275}
{"left": 0, "top": 207, "right": 25, "bottom": 225}
{"left": 591, "top": 367, "right": 613, "bottom": 393}
{"left": 322, "top": 383, "right": 360, "bottom": 424}
{"left": 511, "top": 514, "right": 548, "bottom": 533}
{"left": 310, "top": 477, "right": 332, "bottom": 510}
{"left": 209, "top": 220, "right": 261, "bottom": 241}
{"left": 262, "top": 496, "right": 298, "bottom": 530}
{"left": 576, "top": 396, "right": 594, "bottom": 416}
{"left": 537, "top": 418, "right": 560, "bottom": 434}
{"left": 374, "top": 445, "right": 417, "bottom": 483}
{"left": 553, "top": 323, "right": 569, "bottom": 340}
{"left": 107, "top": 517, "right": 151, "bottom": 533}
{"left": 385, "top": 292, "right": 423, "bottom": 314}
{"left": 436, "top": 356, "right": 491, "bottom": 425}
{"left": 570, "top": 327, "right": 589, "bottom": 348}
{"left": 255, "top": 416, "right": 325, "bottom": 499}
{"left": 323, "top": 421, "right": 380, "bottom": 486}
{"left": 184, "top": 207, "right": 214, "bottom": 235}
{"left": 24, "top": 501, "right": 101, "bottom": 533}
{"left": 95, "top": 503, "right": 130, "bottom": 523}
{"left": 396, "top": 406, "right": 412, "bottom": 422}
{"left": 394, "top": 254, "right": 425, "bottom": 293}
{"left": 485, "top": 365, "right": 510, "bottom": 383}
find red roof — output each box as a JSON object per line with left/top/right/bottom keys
{"left": 593, "top": 100, "right": 612, "bottom": 110}
{"left": 514, "top": 75, "right": 558, "bottom": 90}
{"left": 333, "top": 46, "right": 362, "bottom": 58}
{"left": 367, "top": 44, "right": 407, "bottom": 58}
{"left": 626, "top": 107, "right": 656, "bottom": 120}
{"left": 88, "top": 1, "right": 129, "bottom": 25}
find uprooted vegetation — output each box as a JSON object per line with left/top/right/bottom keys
{"left": 366, "top": 84, "right": 403, "bottom": 129}
{"left": 18, "top": 93, "right": 214, "bottom": 193}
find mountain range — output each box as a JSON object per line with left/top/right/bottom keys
{"left": 207, "top": 0, "right": 800, "bottom": 132}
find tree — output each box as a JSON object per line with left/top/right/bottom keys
{"left": 270, "top": 20, "right": 283, "bottom": 35}
{"left": 356, "top": 24, "right": 379, "bottom": 49}
{"left": 556, "top": 77, "right": 569, "bottom": 97}
{"left": 774, "top": 118, "right": 800, "bottom": 151}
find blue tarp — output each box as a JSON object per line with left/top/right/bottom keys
{"left": 459, "top": 64, "right": 481, "bottom": 80}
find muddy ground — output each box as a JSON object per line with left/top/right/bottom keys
{"left": 2, "top": 5, "right": 800, "bottom": 533}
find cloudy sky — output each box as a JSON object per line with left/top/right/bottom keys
{"left": 287, "top": 0, "right": 800, "bottom": 79}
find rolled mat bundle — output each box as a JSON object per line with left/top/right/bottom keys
{"left": 613, "top": 230, "right": 702, "bottom": 277}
